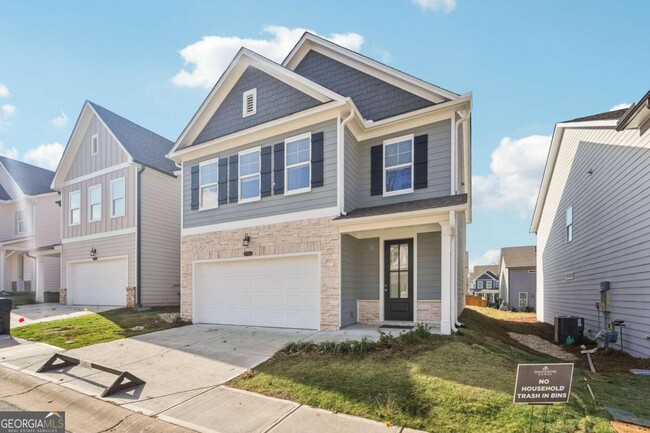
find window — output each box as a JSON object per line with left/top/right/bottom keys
{"left": 88, "top": 184, "right": 102, "bottom": 222}
{"left": 69, "top": 190, "right": 81, "bottom": 226}
{"left": 199, "top": 158, "right": 219, "bottom": 210}
{"left": 486, "top": 280, "right": 493, "bottom": 289}
{"left": 15, "top": 209, "right": 25, "bottom": 234}
{"left": 91, "top": 134, "right": 99, "bottom": 155}
{"left": 383, "top": 134, "right": 414, "bottom": 196}
{"left": 566, "top": 206, "right": 573, "bottom": 242}
{"left": 519, "top": 292, "right": 528, "bottom": 308}
{"left": 111, "top": 178, "right": 125, "bottom": 218}
{"left": 477, "top": 281, "right": 484, "bottom": 289}
{"left": 239, "top": 148, "right": 260, "bottom": 203}
{"left": 285, "top": 133, "right": 311, "bottom": 195}
{"left": 243, "top": 88, "right": 257, "bottom": 117}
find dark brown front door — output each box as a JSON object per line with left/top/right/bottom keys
{"left": 384, "top": 239, "right": 414, "bottom": 321}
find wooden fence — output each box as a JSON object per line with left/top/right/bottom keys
{"left": 465, "top": 295, "right": 487, "bottom": 307}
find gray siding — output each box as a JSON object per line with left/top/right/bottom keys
{"left": 140, "top": 170, "right": 180, "bottom": 306}
{"left": 456, "top": 212, "right": 467, "bottom": 314}
{"left": 344, "top": 126, "right": 359, "bottom": 212}
{"left": 537, "top": 126, "right": 650, "bottom": 357}
{"left": 62, "top": 166, "right": 136, "bottom": 239}
{"left": 508, "top": 268, "right": 536, "bottom": 309}
{"left": 417, "top": 232, "right": 441, "bottom": 300}
{"left": 65, "top": 114, "right": 130, "bottom": 180}
{"left": 293, "top": 50, "right": 434, "bottom": 122}
{"left": 341, "top": 235, "right": 379, "bottom": 326}
{"left": 355, "top": 120, "right": 451, "bottom": 209}
{"left": 192, "top": 66, "right": 323, "bottom": 146}
{"left": 184, "top": 120, "right": 338, "bottom": 228}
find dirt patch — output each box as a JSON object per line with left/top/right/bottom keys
{"left": 612, "top": 421, "right": 650, "bottom": 433}
{"left": 508, "top": 332, "right": 577, "bottom": 361}
{"left": 44, "top": 326, "right": 81, "bottom": 334}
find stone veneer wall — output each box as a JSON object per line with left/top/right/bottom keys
{"left": 59, "top": 288, "right": 67, "bottom": 305}
{"left": 357, "top": 300, "right": 380, "bottom": 324}
{"left": 126, "top": 287, "right": 137, "bottom": 308}
{"left": 417, "top": 300, "right": 441, "bottom": 322}
{"left": 180, "top": 217, "right": 340, "bottom": 330}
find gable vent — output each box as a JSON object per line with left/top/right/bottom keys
{"left": 243, "top": 88, "right": 257, "bottom": 117}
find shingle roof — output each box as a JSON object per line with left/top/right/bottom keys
{"left": 335, "top": 194, "right": 467, "bottom": 220}
{"left": 0, "top": 183, "right": 9, "bottom": 201}
{"left": 565, "top": 108, "right": 627, "bottom": 123}
{"left": 89, "top": 102, "right": 177, "bottom": 175}
{"left": 0, "top": 156, "right": 55, "bottom": 196}
{"left": 500, "top": 246, "right": 536, "bottom": 268}
{"left": 469, "top": 265, "right": 499, "bottom": 283}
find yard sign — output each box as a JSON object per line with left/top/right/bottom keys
{"left": 513, "top": 363, "right": 574, "bottom": 404}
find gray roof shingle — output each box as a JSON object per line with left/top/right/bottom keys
{"left": 335, "top": 194, "right": 467, "bottom": 220}
{"left": 500, "top": 246, "right": 536, "bottom": 268}
{"left": 0, "top": 183, "right": 10, "bottom": 201}
{"left": 0, "top": 156, "right": 55, "bottom": 196}
{"left": 565, "top": 108, "right": 627, "bottom": 123}
{"left": 89, "top": 102, "right": 177, "bottom": 175}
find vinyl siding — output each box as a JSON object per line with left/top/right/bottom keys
{"left": 417, "top": 232, "right": 441, "bottom": 300}
{"left": 61, "top": 232, "right": 136, "bottom": 289}
{"left": 34, "top": 194, "right": 61, "bottom": 247}
{"left": 62, "top": 166, "right": 136, "bottom": 239}
{"left": 537, "top": 126, "right": 650, "bottom": 357}
{"left": 344, "top": 126, "right": 360, "bottom": 212}
{"left": 0, "top": 200, "right": 34, "bottom": 242}
{"left": 140, "top": 170, "right": 180, "bottom": 306}
{"left": 340, "top": 235, "right": 379, "bottom": 327}
{"left": 65, "top": 114, "right": 130, "bottom": 180}
{"left": 455, "top": 212, "right": 467, "bottom": 314}
{"left": 355, "top": 119, "right": 451, "bottom": 209}
{"left": 41, "top": 256, "right": 61, "bottom": 293}
{"left": 508, "top": 268, "right": 536, "bottom": 309}
{"left": 184, "top": 119, "right": 338, "bottom": 228}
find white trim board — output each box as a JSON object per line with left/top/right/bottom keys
{"left": 62, "top": 227, "right": 136, "bottom": 244}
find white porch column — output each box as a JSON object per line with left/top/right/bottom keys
{"left": 440, "top": 222, "right": 452, "bottom": 335}
{"left": 35, "top": 256, "right": 43, "bottom": 302}
{"left": 0, "top": 251, "right": 5, "bottom": 292}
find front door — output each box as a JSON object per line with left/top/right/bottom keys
{"left": 384, "top": 239, "right": 414, "bottom": 321}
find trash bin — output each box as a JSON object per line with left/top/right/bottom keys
{"left": 0, "top": 298, "right": 12, "bottom": 335}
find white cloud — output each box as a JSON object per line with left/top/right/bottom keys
{"left": 609, "top": 103, "right": 631, "bottom": 112}
{"left": 172, "top": 26, "right": 365, "bottom": 89}
{"left": 413, "top": 0, "right": 457, "bottom": 13}
{"left": 0, "top": 141, "right": 19, "bottom": 159}
{"left": 23, "top": 142, "right": 64, "bottom": 170}
{"left": 0, "top": 84, "right": 9, "bottom": 98}
{"left": 473, "top": 135, "right": 551, "bottom": 218}
{"left": 469, "top": 249, "right": 501, "bottom": 272}
{"left": 0, "top": 104, "right": 16, "bottom": 129}
{"left": 51, "top": 111, "right": 69, "bottom": 128}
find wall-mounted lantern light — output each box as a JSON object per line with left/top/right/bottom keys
{"left": 242, "top": 233, "right": 251, "bottom": 247}
{"left": 90, "top": 247, "right": 97, "bottom": 260}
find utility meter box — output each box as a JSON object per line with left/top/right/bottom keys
{"left": 599, "top": 281, "right": 611, "bottom": 312}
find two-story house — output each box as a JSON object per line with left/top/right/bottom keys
{"left": 468, "top": 265, "right": 499, "bottom": 304}
{"left": 0, "top": 157, "right": 61, "bottom": 301}
{"left": 168, "top": 33, "right": 472, "bottom": 334}
{"left": 51, "top": 101, "right": 180, "bottom": 307}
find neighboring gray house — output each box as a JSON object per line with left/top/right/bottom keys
{"left": 468, "top": 265, "right": 499, "bottom": 303}
{"left": 531, "top": 89, "right": 650, "bottom": 358}
{"left": 0, "top": 157, "right": 61, "bottom": 301}
{"left": 168, "top": 33, "right": 472, "bottom": 334}
{"left": 51, "top": 101, "right": 180, "bottom": 307}
{"left": 498, "top": 246, "right": 536, "bottom": 311}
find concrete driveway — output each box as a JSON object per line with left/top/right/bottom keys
{"left": 10, "top": 303, "right": 117, "bottom": 328}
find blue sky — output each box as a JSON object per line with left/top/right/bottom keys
{"left": 0, "top": 0, "right": 648, "bottom": 265}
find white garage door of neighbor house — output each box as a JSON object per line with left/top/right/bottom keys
{"left": 194, "top": 255, "right": 320, "bottom": 330}
{"left": 69, "top": 257, "right": 128, "bottom": 306}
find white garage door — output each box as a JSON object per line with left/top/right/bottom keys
{"left": 68, "top": 257, "right": 128, "bottom": 306}
{"left": 194, "top": 255, "right": 320, "bottom": 329}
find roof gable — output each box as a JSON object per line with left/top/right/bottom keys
{"left": 0, "top": 156, "right": 54, "bottom": 196}
{"left": 500, "top": 246, "right": 536, "bottom": 268}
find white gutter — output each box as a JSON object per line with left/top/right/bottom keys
{"left": 338, "top": 102, "right": 356, "bottom": 215}
{"left": 454, "top": 111, "right": 471, "bottom": 195}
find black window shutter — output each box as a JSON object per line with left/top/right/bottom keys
{"left": 190, "top": 165, "right": 200, "bottom": 210}
{"left": 311, "top": 131, "right": 324, "bottom": 188}
{"left": 370, "top": 145, "right": 383, "bottom": 196}
{"left": 414, "top": 134, "right": 428, "bottom": 190}
{"left": 273, "top": 143, "right": 284, "bottom": 195}
{"left": 261, "top": 146, "right": 272, "bottom": 197}
{"left": 218, "top": 158, "right": 228, "bottom": 205}
{"left": 228, "top": 155, "right": 238, "bottom": 203}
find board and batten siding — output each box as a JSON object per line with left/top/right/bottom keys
{"left": 417, "top": 231, "right": 441, "bottom": 300}
{"left": 537, "top": 126, "right": 650, "bottom": 357}
{"left": 355, "top": 119, "right": 451, "bottom": 209}
{"left": 62, "top": 166, "right": 136, "bottom": 239}
{"left": 344, "top": 126, "right": 360, "bottom": 212}
{"left": 65, "top": 114, "right": 130, "bottom": 181}
{"left": 139, "top": 169, "right": 180, "bottom": 305}
{"left": 61, "top": 232, "right": 136, "bottom": 289}
{"left": 340, "top": 235, "right": 379, "bottom": 327}
{"left": 183, "top": 119, "right": 338, "bottom": 228}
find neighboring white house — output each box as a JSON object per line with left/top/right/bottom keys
{"left": 51, "top": 101, "right": 180, "bottom": 307}
{"left": 531, "top": 89, "right": 650, "bottom": 357}
{"left": 168, "top": 33, "right": 472, "bottom": 334}
{"left": 0, "top": 157, "right": 61, "bottom": 302}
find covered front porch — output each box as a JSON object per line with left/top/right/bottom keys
{"left": 0, "top": 240, "right": 61, "bottom": 302}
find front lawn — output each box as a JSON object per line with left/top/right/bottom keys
{"left": 229, "top": 307, "right": 650, "bottom": 433}
{"left": 11, "top": 307, "right": 186, "bottom": 349}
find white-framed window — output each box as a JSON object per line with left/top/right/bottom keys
{"left": 566, "top": 206, "right": 573, "bottom": 243}
{"left": 477, "top": 281, "right": 484, "bottom": 289}
{"left": 285, "top": 132, "right": 311, "bottom": 195}
{"left": 69, "top": 190, "right": 81, "bottom": 226}
{"left": 383, "top": 134, "right": 414, "bottom": 196}
{"left": 486, "top": 280, "right": 493, "bottom": 289}
{"left": 15, "top": 209, "right": 25, "bottom": 234}
{"left": 519, "top": 292, "right": 528, "bottom": 308}
{"left": 239, "top": 147, "right": 261, "bottom": 203}
{"left": 88, "top": 184, "right": 102, "bottom": 222}
{"left": 91, "top": 133, "right": 99, "bottom": 156}
{"left": 111, "top": 177, "right": 125, "bottom": 218}
{"left": 199, "top": 158, "right": 219, "bottom": 210}
{"left": 243, "top": 88, "right": 257, "bottom": 117}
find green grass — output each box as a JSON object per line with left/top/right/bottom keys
{"left": 229, "top": 308, "right": 649, "bottom": 433}
{"left": 11, "top": 307, "right": 186, "bottom": 349}
{"left": 0, "top": 291, "right": 36, "bottom": 306}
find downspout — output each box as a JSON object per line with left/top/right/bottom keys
{"left": 454, "top": 112, "right": 471, "bottom": 330}
{"left": 136, "top": 166, "right": 145, "bottom": 307}
{"left": 449, "top": 211, "right": 459, "bottom": 333}
{"left": 338, "top": 100, "right": 355, "bottom": 216}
